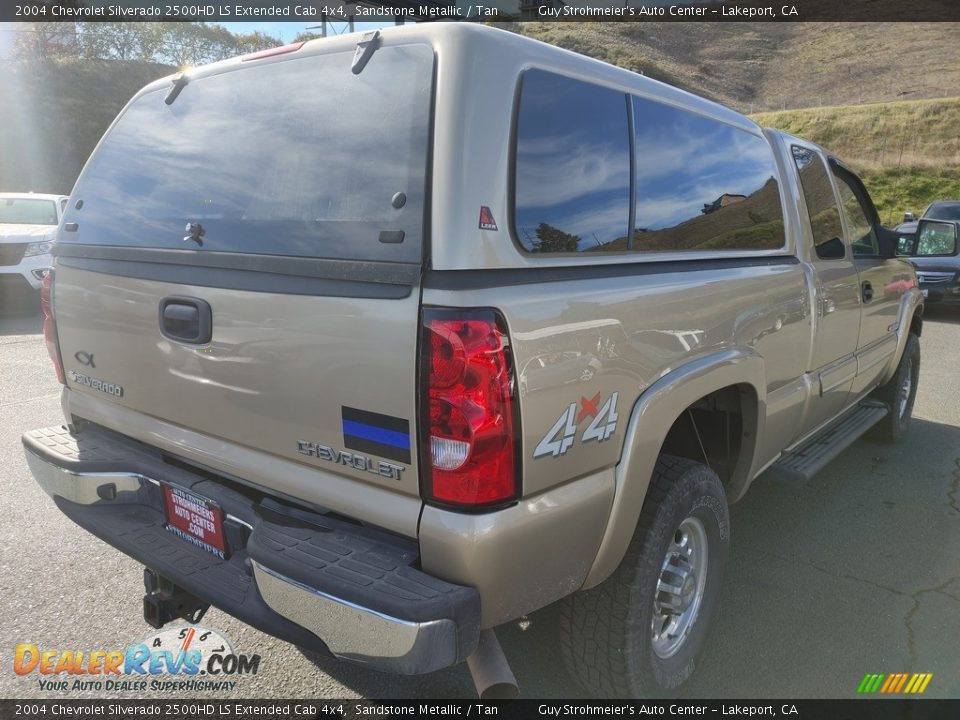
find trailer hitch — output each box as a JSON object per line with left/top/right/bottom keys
{"left": 142, "top": 569, "right": 210, "bottom": 629}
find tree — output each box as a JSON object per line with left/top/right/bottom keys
{"left": 292, "top": 31, "right": 324, "bottom": 43}
{"left": 12, "top": 22, "right": 79, "bottom": 61}
{"left": 197, "top": 23, "right": 239, "bottom": 63}
{"left": 151, "top": 23, "right": 275, "bottom": 66}
{"left": 78, "top": 23, "right": 163, "bottom": 61}
{"left": 233, "top": 31, "right": 283, "bottom": 55}
{"left": 15, "top": 19, "right": 282, "bottom": 66}
{"left": 533, "top": 223, "right": 580, "bottom": 253}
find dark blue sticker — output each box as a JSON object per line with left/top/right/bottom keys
{"left": 341, "top": 406, "right": 411, "bottom": 465}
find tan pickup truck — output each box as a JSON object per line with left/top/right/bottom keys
{"left": 23, "top": 24, "right": 922, "bottom": 698}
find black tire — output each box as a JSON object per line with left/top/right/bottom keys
{"left": 871, "top": 333, "right": 920, "bottom": 444}
{"left": 559, "top": 455, "right": 730, "bottom": 697}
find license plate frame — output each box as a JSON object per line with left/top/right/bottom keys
{"left": 162, "top": 484, "right": 228, "bottom": 560}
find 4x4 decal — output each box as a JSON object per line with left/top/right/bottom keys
{"left": 534, "top": 392, "right": 619, "bottom": 459}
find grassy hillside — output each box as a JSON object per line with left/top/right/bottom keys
{"left": 0, "top": 59, "right": 174, "bottom": 195}
{"left": 752, "top": 97, "right": 960, "bottom": 225}
{"left": 520, "top": 23, "right": 960, "bottom": 114}
{"left": 522, "top": 23, "right": 960, "bottom": 226}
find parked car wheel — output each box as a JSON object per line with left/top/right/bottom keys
{"left": 872, "top": 333, "right": 920, "bottom": 443}
{"left": 559, "top": 454, "right": 729, "bottom": 697}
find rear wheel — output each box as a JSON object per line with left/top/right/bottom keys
{"left": 872, "top": 333, "right": 920, "bottom": 444}
{"left": 559, "top": 455, "right": 729, "bottom": 697}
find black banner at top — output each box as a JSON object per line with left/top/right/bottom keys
{"left": 4, "top": 0, "right": 960, "bottom": 23}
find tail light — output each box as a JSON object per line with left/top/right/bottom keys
{"left": 420, "top": 308, "right": 520, "bottom": 509}
{"left": 40, "top": 270, "right": 64, "bottom": 384}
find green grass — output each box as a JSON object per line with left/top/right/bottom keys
{"left": 752, "top": 97, "right": 960, "bottom": 170}
{"left": 752, "top": 97, "right": 960, "bottom": 225}
{"left": 857, "top": 167, "right": 960, "bottom": 227}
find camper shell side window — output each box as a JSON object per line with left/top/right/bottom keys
{"left": 512, "top": 69, "right": 787, "bottom": 257}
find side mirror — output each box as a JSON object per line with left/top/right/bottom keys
{"left": 915, "top": 219, "right": 959, "bottom": 257}
{"left": 876, "top": 226, "right": 899, "bottom": 259}
{"left": 815, "top": 236, "right": 845, "bottom": 260}
{"left": 896, "top": 235, "right": 916, "bottom": 256}
{"left": 902, "top": 211, "right": 916, "bottom": 223}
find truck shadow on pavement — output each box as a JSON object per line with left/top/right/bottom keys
{"left": 302, "top": 417, "right": 960, "bottom": 699}
{"left": 0, "top": 309, "right": 42, "bottom": 336}
{"left": 924, "top": 307, "right": 960, "bottom": 325}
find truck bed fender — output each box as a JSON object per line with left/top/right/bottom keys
{"left": 581, "top": 347, "right": 766, "bottom": 589}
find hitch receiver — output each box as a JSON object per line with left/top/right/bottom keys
{"left": 143, "top": 569, "right": 210, "bottom": 629}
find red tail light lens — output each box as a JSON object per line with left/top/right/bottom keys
{"left": 420, "top": 308, "right": 520, "bottom": 509}
{"left": 40, "top": 270, "right": 64, "bottom": 384}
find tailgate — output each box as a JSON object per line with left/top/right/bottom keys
{"left": 51, "top": 38, "right": 433, "bottom": 513}
{"left": 54, "top": 266, "right": 422, "bottom": 499}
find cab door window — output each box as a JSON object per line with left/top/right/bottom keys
{"left": 833, "top": 174, "right": 879, "bottom": 256}
{"left": 792, "top": 146, "right": 845, "bottom": 260}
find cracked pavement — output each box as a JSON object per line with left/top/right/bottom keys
{"left": 1, "top": 308, "right": 959, "bottom": 699}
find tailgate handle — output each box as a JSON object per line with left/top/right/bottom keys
{"left": 159, "top": 297, "right": 212, "bottom": 344}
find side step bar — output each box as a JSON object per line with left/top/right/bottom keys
{"left": 765, "top": 400, "right": 888, "bottom": 483}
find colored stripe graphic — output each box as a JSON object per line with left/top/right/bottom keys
{"left": 342, "top": 420, "right": 410, "bottom": 450}
{"left": 341, "top": 406, "right": 411, "bottom": 464}
{"left": 891, "top": 674, "right": 909, "bottom": 693}
{"left": 858, "top": 673, "right": 932, "bottom": 694}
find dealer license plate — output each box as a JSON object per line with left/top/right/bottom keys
{"left": 163, "top": 485, "right": 227, "bottom": 559}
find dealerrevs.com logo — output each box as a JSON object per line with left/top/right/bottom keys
{"left": 13, "top": 626, "right": 261, "bottom": 693}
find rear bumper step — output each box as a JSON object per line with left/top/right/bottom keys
{"left": 22, "top": 424, "right": 480, "bottom": 675}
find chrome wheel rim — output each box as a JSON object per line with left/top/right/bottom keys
{"left": 897, "top": 359, "right": 913, "bottom": 421}
{"left": 651, "top": 516, "right": 708, "bottom": 659}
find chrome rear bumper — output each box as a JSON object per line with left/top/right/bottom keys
{"left": 23, "top": 425, "right": 479, "bottom": 675}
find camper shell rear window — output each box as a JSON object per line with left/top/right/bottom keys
{"left": 61, "top": 43, "right": 433, "bottom": 264}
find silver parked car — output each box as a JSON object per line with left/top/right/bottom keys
{"left": 0, "top": 192, "right": 68, "bottom": 310}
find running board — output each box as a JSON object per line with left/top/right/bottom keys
{"left": 765, "top": 400, "right": 888, "bottom": 483}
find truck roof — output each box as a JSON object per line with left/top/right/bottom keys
{"left": 142, "top": 23, "right": 759, "bottom": 136}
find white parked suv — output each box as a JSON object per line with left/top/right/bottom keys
{"left": 0, "top": 193, "right": 68, "bottom": 309}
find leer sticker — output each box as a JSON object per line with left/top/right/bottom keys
{"left": 534, "top": 392, "right": 619, "bottom": 459}
{"left": 479, "top": 206, "right": 498, "bottom": 231}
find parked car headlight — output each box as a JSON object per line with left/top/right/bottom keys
{"left": 23, "top": 240, "right": 54, "bottom": 257}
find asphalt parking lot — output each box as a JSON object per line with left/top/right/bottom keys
{"left": 1, "top": 307, "right": 958, "bottom": 700}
